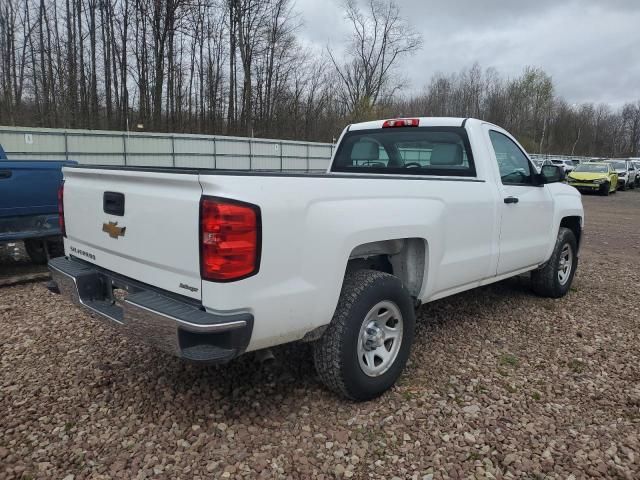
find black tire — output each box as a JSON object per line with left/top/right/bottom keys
{"left": 313, "top": 269, "right": 415, "bottom": 401}
{"left": 24, "top": 238, "right": 64, "bottom": 265}
{"left": 530, "top": 227, "right": 578, "bottom": 298}
{"left": 24, "top": 239, "right": 48, "bottom": 264}
{"left": 47, "top": 238, "right": 65, "bottom": 258}
{"left": 600, "top": 183, "right": 610, "bottom": 196}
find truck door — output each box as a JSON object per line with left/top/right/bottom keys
{"left": 485, "top": 127, "right": 554, "bottom": 276}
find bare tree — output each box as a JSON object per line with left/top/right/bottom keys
{"left": 328, "top": 0, "right": 422, "bottom": 116}
{"left": 0, "top": 0, "right": 638, "bottom": 157}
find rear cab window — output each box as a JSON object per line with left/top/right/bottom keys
{"left": 331, "top": 127, "right": 476, "bottom": 177}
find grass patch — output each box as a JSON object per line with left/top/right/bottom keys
{"left": 467, "top": 451, "right": 481, "bottom": 461}
{"left": 531, "top": 391, "right": 541, "bottom": 401}
{"left": 568, "top": 359, "right": 585, "bottom": 373}
{"left": 500, "top": 353, "right": 519, "bottom": 368}
{"left": 504, "top": 383, "right": 518, "bottom": 394}
{"left": 474, "top": 383, "right": 488, "bottom": 394}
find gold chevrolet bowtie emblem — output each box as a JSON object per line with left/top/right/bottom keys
{"left": 102, "top": 221, "right": 126, "bottom": 239}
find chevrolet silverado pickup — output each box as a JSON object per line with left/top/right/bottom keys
{"left": 49, "top": 118, "right": 584, "bottom": 400}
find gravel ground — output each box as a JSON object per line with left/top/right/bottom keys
{"left": 1, "top": 191, "right": 639, "bottom": 479}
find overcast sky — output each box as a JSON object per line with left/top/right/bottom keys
{"left": 295, "top": 0, "right": 640, "bottom": 108}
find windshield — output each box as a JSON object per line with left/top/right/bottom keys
{"left": 607, "top": 161, "right": 626, "bottom": 170}
{"left": 331, "top": 127, "right": 476, "bottom": 176}
{"left": 574, "top": 164, "right": 608, "bottom": 173}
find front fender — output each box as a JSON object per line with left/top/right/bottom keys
{"left": 543, "top": 183, "right": 584, "bottom": 261}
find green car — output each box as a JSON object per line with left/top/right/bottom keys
{"left": 567, "top": 163, "right": 618, "bottom": 196}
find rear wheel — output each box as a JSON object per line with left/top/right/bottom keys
{"left": 24, "top": 238, "right": 64, "bottom": 265}
{"left": 531, "top": 227, "right": 578, "bottom": 298}
{"left": 313, "top": 269, "right": 415, "bottom": 401}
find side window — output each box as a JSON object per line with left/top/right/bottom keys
{"left": 488, "top": 130, "right": 534, "bottom": 185}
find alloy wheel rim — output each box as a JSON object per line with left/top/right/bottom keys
{"left": 557, "top": 244, "right": 573, "bottom": 286}
{"left": 357, "top": 301, "right": 404, "bottom": 377}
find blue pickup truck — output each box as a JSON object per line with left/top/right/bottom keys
{"left": 0, "top": 144, "right": 75, "bottom": 264}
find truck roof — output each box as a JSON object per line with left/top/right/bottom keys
{"left": 348, "top": 117, "right": 473, "bottom": 131}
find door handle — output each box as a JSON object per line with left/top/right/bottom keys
{"left": 0, "top": 170, "right": 12, "bottom": 179}
{"left": 504, "top": 196, "right": 519, "bottom": 204}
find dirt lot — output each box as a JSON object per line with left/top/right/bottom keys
{"left": 1, "top": 191, "right": 639, "bottom": 479}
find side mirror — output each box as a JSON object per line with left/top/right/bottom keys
{"left": 540, "top": 165, "right": 565, "bottom": 184}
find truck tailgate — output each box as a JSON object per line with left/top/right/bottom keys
{"left": 62, "top": 167, "right": 203, "bottom": 300}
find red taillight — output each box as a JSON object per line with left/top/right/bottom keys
{"left": 200, "top": 197, "right": 260, "bottom": 282}
{"left": 58, "top": 183, "right": 66, "bottom": 237}
{"left": 382, "top": 118, "right": 420, "bottom": 128}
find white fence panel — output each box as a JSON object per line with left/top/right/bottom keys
{"left": 8, "top": 152, "right": 67, "bottom": 161}
{"left": 251, "top": 156, "right": 281, "bottom": 170}
{"left": 73, "top": 154, "right": 124, "bottom": 165}
{"left": 175, "top": 155, "right": 215, "bottom": 169}
{"left": 127, "top": 155, "right": 174, "bottom": 167}
{"left": 1, "top": 130, "right": 65, "bottom": 155}
{"left": 216, "top": 156, "right": 251, "bottom": 170}
{"left": 0, "top": 126, "right": 335, "bottom": 171}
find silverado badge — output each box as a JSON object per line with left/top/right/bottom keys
{"left": 102, "top": 221, "right": 126, "bottom": 239}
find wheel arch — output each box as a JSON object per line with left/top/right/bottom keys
{"left": 560, "top": 216, "right": 582, "bottom": 250}
{"left": 346, "top": 237, "right": 429, "bottom": 300}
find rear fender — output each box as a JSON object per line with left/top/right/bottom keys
{"left": 300, "top": 197, "right": 444, "bottom": 326}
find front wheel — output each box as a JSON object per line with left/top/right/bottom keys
{"left": 530, "top": 227, "right": 578, "bottom": 298}
{"left": 313, "top": 269, "right": 415, "bottom": 401}
{"left": 600, "top": 183, "right": 610, "bottom": 196}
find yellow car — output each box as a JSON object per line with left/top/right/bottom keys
{"left": 567, "top": 162, "right": 618, "bottom": 196}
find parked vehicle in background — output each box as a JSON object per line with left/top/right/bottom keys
{"left": 532, "top": 159, "right": 553, "bottom": 173}
{"left": 551, "top": 158, "right": 577, "bottom": 173}
{"left": 0, "top": 152, "right": 76, "bottom": 263}
{"left": 567, "top": 163, "right": 618, "bottom": 196}
{"left": 605, "top": 160, "right": 636, "bottom": 190}
{"left": 48, "top": 117, "right": 584, "bottom": 401}
{"left": 632, "top": 160, "right": 640, "bottom": 187}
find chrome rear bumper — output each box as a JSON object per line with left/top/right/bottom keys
{"left": 48, "top": 256, "right": 253, "bottom": 363}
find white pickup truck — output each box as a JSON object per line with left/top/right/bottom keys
{"left": 49, "top": 117, "right": 584, "bottom": 400}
